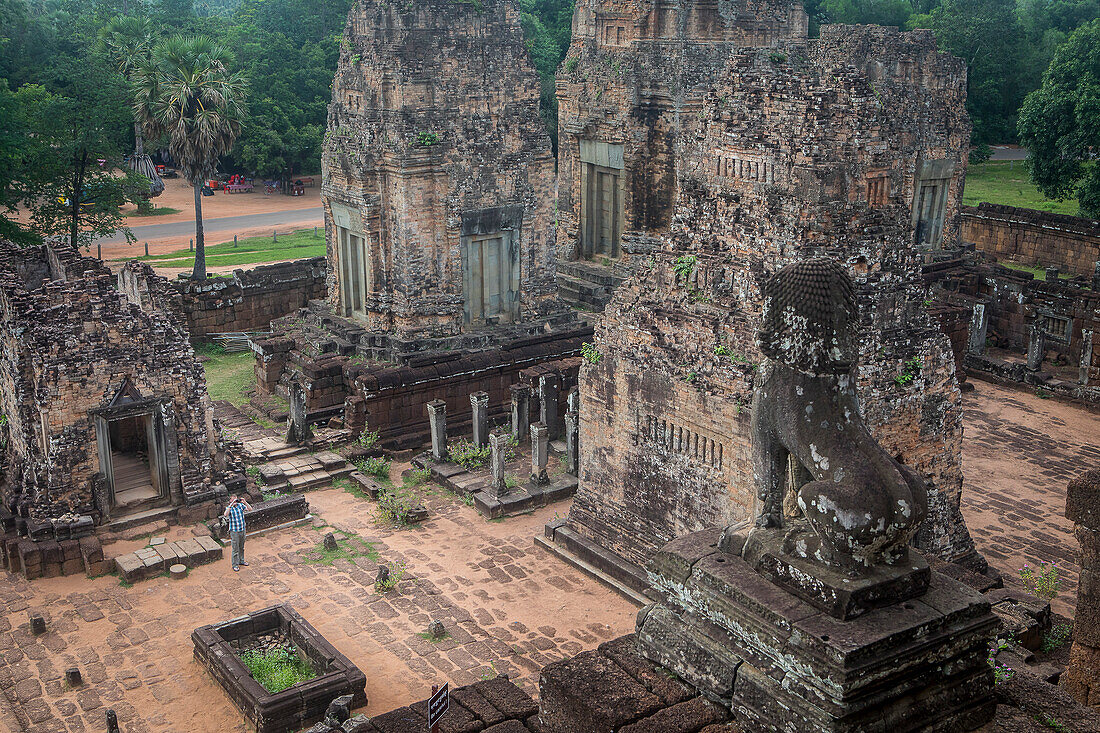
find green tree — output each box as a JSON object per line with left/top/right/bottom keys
{"left": 1018, "top": 20, "right": 1100, "bottom": 217}
{"left": 134, "top": 34, "right": 247, "bottom": 279}
{"left": 931, "top": 0, "right": 1027, "bottom": 147}
{"left": 10, "top": 56, "right": 145, "bottom": 250}
{"left": 820, "top": 0, "right": 915, "bottom": 28}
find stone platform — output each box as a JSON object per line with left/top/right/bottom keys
{"left": 113, "top": 535, "right": 224, "bottom": 583}
{"left": 636, "top": 529, "right": 999, "bottom": 732}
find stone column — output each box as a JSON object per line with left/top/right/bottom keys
{"left": 285, "top": 380, "right": 312, "bottom": 445}
{"left": 426, "top": 400, "right": 447, "bottom": 462}
{"left": 967, "top": 302, "right": 989, "bottom": 355}
{"left": 567, "top": 386, "right": 580, "bottom": 414}
{"left": 1027, "top": 323, "right": 1046, "bottom": 371}
{"left": 510, "top": 384, "right": 530, "bottom": 443}
{"left": 1045, "top": 266, "right": 1060, "bottom": 282}
{"left": 488, "top": 430, "right": 510, "bottom": 498}
{"left": 470, "top": 391, "right": 489, "bottom": 447}
{"left": 530, "top": 422, "right": 549, "bottom": 485}
{"left": 1063, "top": 469, "right": 1100, "bottom": 705}
{"left": 1094, "top": 260, "right": 1100, "bottom": 291}
{"left": 539, "top": 374, "right": 561, "bottom": 440}
{"left": 565, "top": 408, "right": 579, "bottom": 477}
{"left": 1081, "top": 330, "right": 1094, "bottom": 386}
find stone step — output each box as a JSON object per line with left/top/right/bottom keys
{"left": 102, "top": 506, "right": 178, "bottom": 533}
{"left": 556, "top": 275, "right": 614, "bottom": 310}
{"left": 555, "top": 259, "right": 625, "bottom": 287}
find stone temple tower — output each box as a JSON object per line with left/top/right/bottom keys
{"left": 321, "top": 0, "right": 570, "bottom": 357}
{"left": 541, "top": 2, "right": 982, "bottom": 599}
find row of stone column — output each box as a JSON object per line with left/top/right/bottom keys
{"left": 426, "top": 384, "right": 579, "bottom": 485}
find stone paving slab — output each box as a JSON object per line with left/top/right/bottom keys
{"left": 960, "top": 381, "right": 1100, "bottom": 617}
{"left": 112, "top": 537, "right": 224, "bottom": 583}
{"left": 0, "top": 485, "right": 636, "bottom": 733}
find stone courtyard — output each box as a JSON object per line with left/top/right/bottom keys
{"left": 0, "top": 383, "right": 1095, "bottom": 732}
{"left": 0, "top": 487, "right": 635, "bottom": 733}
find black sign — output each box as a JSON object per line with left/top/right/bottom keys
{"left": 427, "top": 683, "right": 450, "bottom": 728}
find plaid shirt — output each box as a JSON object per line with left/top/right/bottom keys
{"left": 226, "top": 503, "right": 247, "bottom": 533}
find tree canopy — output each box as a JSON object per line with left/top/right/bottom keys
{"left": 1017, "top": 19, "right": 1100, "bottom": 217}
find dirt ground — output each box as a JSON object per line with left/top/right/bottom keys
{"left": 960, "top": 380, "right": 1100, "bottom": 617}
{"left": 104, "top": 176, "right": 322, "bottom": 263}
{"left": 0, "top": 483, "right": 636, "bottom": 733}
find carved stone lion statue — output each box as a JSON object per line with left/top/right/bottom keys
{"left": 745, "top": 257, "right": 928, "bottom": 569}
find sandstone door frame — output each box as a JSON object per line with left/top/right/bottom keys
{"left": 461, "top": 230, "right": 519, "bottom": 325}
{"left": 911, "top": 158, "right": 954, "bottom": 248}
{"left": 92, "top": 396, "right": 179, "bottom": 519}
{"left": 579, "top": 140, "right": 625, "bottom": 261}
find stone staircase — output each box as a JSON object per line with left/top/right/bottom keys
{"left": 258, "top": 450, "right": 356, "bottom": 493}
{"left": 555, "top": 259, "right": 626, "bottom": 311}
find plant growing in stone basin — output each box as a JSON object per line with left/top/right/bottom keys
{"left": 239, "top": 644, "right": 316, "bottom": 694}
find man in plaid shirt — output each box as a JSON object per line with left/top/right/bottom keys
{"left": 223, "top": 495, "right": 252, "bottom": 571}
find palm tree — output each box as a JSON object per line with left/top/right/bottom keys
{"left": 102, "top": 15, "right": 164, "bottom": 198}
{"left": 134, "top": 35, "right": 246, "bottom": 279}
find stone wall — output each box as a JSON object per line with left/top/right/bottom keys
{"left": 0, "top": 243, "right": 221, "bottom": 527}
{"left": 558, "top": 20, "right": 979, "bottom": 591}
{"left": 119, "top": 257, "right": 327, "bottom": 337}
{"left": 961, "top": 203, "right": 1100, "bottom": 277}
{"left": 321, "top": 0, "right": 567, "bottom": 342}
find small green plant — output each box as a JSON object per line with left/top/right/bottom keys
{"left": 416, "top": 131, "right": 440, "bottom": 147}
{"left": 378, "top": 490, "right": 418, "bottom": 526}
{"left": 505, "top": 475, "right": 520, "bottom": 489}
{"left": 611, "top": 59, "right": 622, "bottom": 75}
{"left": 673, "top": 255, "right": 696, "bottom": 281}
{"left": 987, "top": 637, "right": 1015, "bottom": 685}
{"left": 240, "top": 646, "right": 316, "bottom": 694}
{"left": 449, "top": 437, "right": 491, "bottom": 469}
{"left": 684, "top": 371, "right": 697, "bottom": 383}
{"left": 714, "top": 344, "right": 731, "bottom": 357}
{"left": 769, "top": 52, "right": 787, "bottom": 64}
{"left": 581, "top": 341, "right": 602, "bottom": 364}
{"left": 360, "top": 456, "right": 390, "bottom": 480}
{"left": 565, "top": 56, "right": 579, "bottom": 73}
{"left": 375, "top": 560, "right": 407, "bottom": 593}
{"left": 1038, "top": 708, "right": 1064, "bottom": 726}
{"left": 893, "top": 356, "right": 922, "bottom": 387}
{"left": 1020, "top": 560, "right": 1061, "bottom": 601}
{"left": 478, "top": 662, "right": 499, "bottom": 680}
{"left": 600, "top": 256, "right": 611, "bottom": 267}
{"left": 358, "top": 429, "right": 381, "bottom": 450}
{"left": 300, "top": 531, "right": 379, "bottom": 565}
{"left": 409, "top": 467, "right": 432, "bottom": 485}
{"left": 1035, "top": 386, "right": 1050, "bottom": 399}
{"left": 1040, "top": 622, "right": 1072, "bottom": 652}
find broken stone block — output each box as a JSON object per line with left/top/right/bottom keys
{"left": 428, "top": 620, "right": 446, "bottom": 639}
{"left": 324, "top": 533, "right": 339, "bottom": 552}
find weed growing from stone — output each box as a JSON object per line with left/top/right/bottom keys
{"left": 375, "top": 560, "right": 407, "bottom": 593}
{"left": 581, "top": 341, "right": 601, "bottom": 364}
{"left": 300, "top": 531, "right": 379, "bottom": 566}
{"left": 334, "top": 477, "right": 369, "bottom": 501}
{"left": 417, "top": 630, "right": 452, "bottom": 643}
{"left": 987, "top": 637, "right": 1015, "bottom": 685}
{"left": 504, "top": 475, "right": 520, "bottom": 489}
{"left": 478, "top": 663, "right": 499, "bottom": 680}
{"left": 449, "top": 438, "right": 491, "bottom": 469}
{"left": 377, "top": 489, "right": 421, "bottom": 527}
{"left": 358, "top": 429, "right": 381, "bottom": 450}
{"left": 239, "top": 646, "right": 316, "bottom": 693}
{"left": 358, "top": 456, "right": 391, "bottom": 481}
{"left": 673, "top": 255, "right": 696, "bottom": 281}
{"left": 1020, "top": 560, "right": 1061, "bottom": 600}
{"left": 1040, "top": 622, "right": 1072, "bottom": 652}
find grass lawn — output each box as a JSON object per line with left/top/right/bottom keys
{"left": 198, "top": 346, "right": 255, "bottom": 407}
{"left": 123, "top": 228, "right": 325, "bottom": 269}
{"left": 964, "top": 161, "right": 1082, "bottom": 216}
{"left": 125, "top": 206, "right": 181, "bottom": 218}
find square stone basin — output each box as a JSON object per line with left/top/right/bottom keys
{"left": 192, "top": 604, "right": 366, "bottom": 733}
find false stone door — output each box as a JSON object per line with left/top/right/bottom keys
{"left": 462, "top": 231, "right": 518, "bottom": 325}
